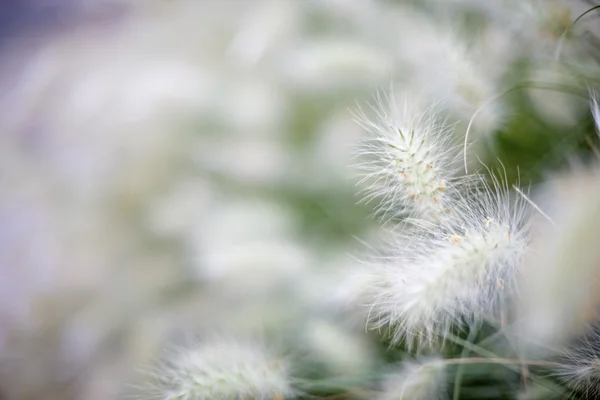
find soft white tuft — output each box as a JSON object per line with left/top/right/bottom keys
{"left": 555, "top": 327, "right": 600, "bottom": 398}
{"left": 141, "top": 337, "right": 294, "bottom": 400}
{"left": 356, "top": 177, "right": 530, "bottom": 346}
{"left": 354, "top": 92, "right": 463, "bottom": 222}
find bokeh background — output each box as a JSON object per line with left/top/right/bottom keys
{"left": 1, "top": 1, "right": 599, "bottom": 399}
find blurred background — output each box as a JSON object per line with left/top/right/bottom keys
{"left": 1, "top": 1, "right": 599, "bottom": 399}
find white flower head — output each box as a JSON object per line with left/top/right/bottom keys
{"left": 354, "top": 92, "right": 463, "bottom": 222}
{"left": 141, "top": 337, "right": 294, "bottom": 400}
{"left": 377, "top": 358, "right": 447, "bottom": 400}
{"left": 357, "top": 176, "right": 529, "bottom": 347}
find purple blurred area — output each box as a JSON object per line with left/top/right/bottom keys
{"left": 0, "top": 0, "right": 126, "bottom": 43}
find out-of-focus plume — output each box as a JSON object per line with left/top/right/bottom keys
{"left": 518, "top": 167, "right": 600, "bottom": 350}
{"left": 138, "top": 336, "right": 294, "bottom": 400}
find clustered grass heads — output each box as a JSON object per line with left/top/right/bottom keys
{"left": 139, "top": 336, "right": 294, "bottom": 400}
{"left": 360, "top": 173, "right": 530, "bottom": 348}
{"left": 354, "top": 92, "right": 462, "bottom": 222}
{"left": 350, "top": 88, "right": 532, "bottom": 349}
{"left": 6, "top": 1, "right": 600, "bottom": 399}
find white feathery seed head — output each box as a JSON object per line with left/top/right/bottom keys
{"left": 141, "top": 337, "right": 294, "bottom": 400}
{"left": 377, "top": 358, "right": 447, "bottom": 400}
{"left": 555, "top": 327, "right": 600, "bottom": 398}
{"left": 354, "top": 92, "right": 462, "bottom": 222}
{"left": 357, "top": 176, "right": 530, "bottom": 346}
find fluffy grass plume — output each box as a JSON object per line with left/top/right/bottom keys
{"left": 355, "top": 175, "right": 529, "bottom": 346}
{"left": 139, "top": 337, "right": 294, "bottom": 400}
{"left": 354, "top": 92, "right": 463, "bottom": 222}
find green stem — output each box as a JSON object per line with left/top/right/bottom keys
{"left": 444, "top": 333, "right": 566, "bottom": 397}
{"left": 452, "top": 324, "right": 479, "bottom": 400}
